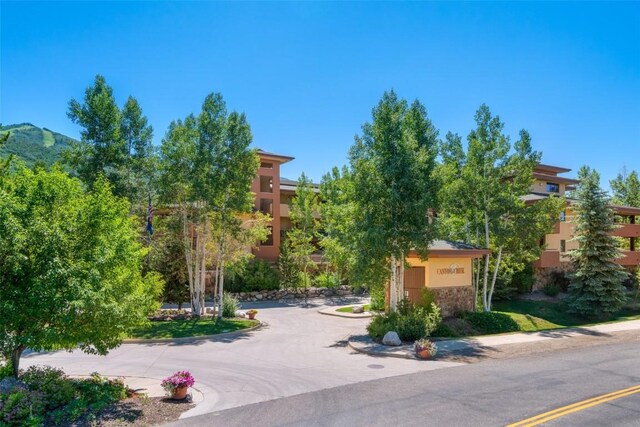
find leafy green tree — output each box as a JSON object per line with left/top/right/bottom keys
{"left": 278, "top": 238, "right": 300, "bottom": 290}
{"left": 65, "top": 75, "right": 155, "bottom": 204}
{"left": 319, "top": 166, "right": 356, "bottom": 285}
{"left": 0, "top": 165, "right": 162, "bottom": 377}
{"left": 348, "top": 90, "right": 439, "bottom": 311}
{"left": 288, "top": 173, "right": 320, "bottom": 305}
{"left": 149, "top": 212, "right": 190, "bottom": 309}
{"left": 438, "top": 105, "right": 562, "bottom": 311}
{"left": 0, "top": 126, "right": 12, "bottom": 179}
{"left": 158, "top": 93, "right": 259, "bottom": 316}
{"left": 66, "top": 75, "right": 125, "bottom": 190}
{"left": 567, "top": 166, "right": 628, "bottom": 317}
{"left": 120, "top": 96, "right": 155, "bottom": 204}
{"left": 610, "top": 167, "right": 640, "bottom": 208}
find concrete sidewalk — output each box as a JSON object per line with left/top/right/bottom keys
{"left": 349, "top": 318, "right": 640, "bottom": 359}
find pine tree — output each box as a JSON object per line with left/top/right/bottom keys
{"left": 568, "top": 166, "right": 628, "bottom": 317}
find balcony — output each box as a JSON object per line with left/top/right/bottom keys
{"left": 613, "top": 223, "right": 640, "bottom": 238}
{"left": 533, "top": 251, "right": 561, "bottom": 269}
{"left": 618, "top": 251, "right": 640, "bottom": 266}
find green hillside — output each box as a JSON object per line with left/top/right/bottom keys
{"left": 0, "top": 123, "right": 78, "bottom": 167}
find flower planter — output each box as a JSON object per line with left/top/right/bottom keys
{"left": 247, "top": 313, "right": 256, "bottom": 320}
{"left": 416, "top": 349, "right": 431, "bottom": 359}
{"left": 171, "top": 386, "right": 188, "bottom": 400}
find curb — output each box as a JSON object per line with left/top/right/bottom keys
{"left": 318, "top": 305, "right": 373, "bottom": 319}
{"left": 123, "top": 320, "right": 264, "bottom": 344}
{"left": 347, "top": 337, "right": 417, "bottom": 360}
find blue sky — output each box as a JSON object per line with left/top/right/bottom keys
{"left": 2, "top": 1, "right": 639, "bottom": 185}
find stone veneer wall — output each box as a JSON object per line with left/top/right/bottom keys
{"left": 532, "top": 263, "right": 573, "bottom": 291}
{"left": 231, "top": 285, "right": 356, "bottom": 302}
{"left": 430, "top": 286, "right": 474, "bottom": 317}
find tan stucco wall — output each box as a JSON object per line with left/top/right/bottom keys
{"left": 406, "top": 257, "right": 473, "bottom": 288}
{"left": 531, "top": 179, "right": 566, "bottom": 196}
{"left": 544, "top": 207, "right": 578, "bottom": 262}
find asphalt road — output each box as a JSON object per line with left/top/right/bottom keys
{"left": 21, "top": 298, "right": 460, "bottom": 418}
{"left": 170, "top": 338, "right": 640, "bottom": 427}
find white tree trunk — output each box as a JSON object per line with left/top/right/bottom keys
{"left": 389, "top": 255, "right": 398, "bottom": 312}
{"left": 399, "top": 255, "right": 405, "bottom": 303}
{"left": 482, "top": 209, "right": 491, "bottom": 312}
{"left": 487, "top": 246, "right": 503, "bottom": 312}
{"left": 218, "top": 238, "right": 226, "bottom": 319}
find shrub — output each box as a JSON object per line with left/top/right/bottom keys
{"left": 222, "top": 293, "right": 240, "bottom": 318}
{"left": 431, "top": 322, "right": 457, "bottom": 338}
{"left": 369, "top": 285, "right": 385, "bottom": 312}
{"left": 366, "top": 312, "right": 398, "bottom": 341}
{"left": 513, "top": 264, "right": 535, "bottom": 294}
{"left": 0, "top": 388, "right": 45, "bottom": 426}
{"left": 461, "top": 311, "right": 520, "bottom": 334}
{"left": 417, "top": 288, "right": 437, "bottom": 311}
{"left": 20, "top": 366, "right": 74, "bottom": 411}
{"left": 314, "top": 271, "right": 341, "bottom": 288}
{"left": 227, "top": 260, "right": 280, "bottom": 293}
{"left": 0, "top": 367, "right": 128, "bottom": 426}
{"left": 542, "top": 281, "right": 561, "bottom": 297}
{"left": 366, "top": 301, "right": 442, "bottom": 342}
{"left": 549, "top": 269, "right": 571, "bottom": 293}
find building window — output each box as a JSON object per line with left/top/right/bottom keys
{"left": 260, "top": 175, "right": 273, "bottom": 193}
{"left": 560, "top": 210, "right": 566, "bottom": 222}
{"left": 259, "top": 199, "right": 273, "bottom": 215}
{"left": 260, "top": 162, "right": 273, "bottom": 169}
{"left": 546, "top": 182, "right": 560, "bottom": 193}
{"left": 560, "top": 240, "right": 566, "bottom": 253}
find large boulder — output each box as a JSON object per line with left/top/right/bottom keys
{"left": 0, "top": 377, "right": 27, "bottom": 394}
{"left": 352, "top": 305, "right": 364, "bottom": 314}
{"left": 382, "top": 331, "right": 401, "bottom": 346}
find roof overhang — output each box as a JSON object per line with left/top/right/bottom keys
{"left": 257, "top": 149, "right": 294, "bottom": 164}
{"left": 533, "top": 172, "right": 581, "bottom": 185}
{"left": 534, "top": 163, "right": 572, "bottom": 174}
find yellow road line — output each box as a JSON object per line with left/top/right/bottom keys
{"left": 507, "top": 384, "right": 640, "bottom": 427}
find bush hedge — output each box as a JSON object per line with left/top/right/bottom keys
{"left": 367, "top": 300, "right": 442, "bottom": 342}
{"left": 226, "top": 260, "right": 280, "bottom": 293}
{"left": 460, "top": 311, "right": 520, "bottom": 334}
{"left": 222, "top": 293, "right": 240, "bottom": 318}
{"left": 0, "top": 366, "right": 128, "bottom": 426}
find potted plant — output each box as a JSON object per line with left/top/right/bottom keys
{"left": 161, "top": 371, "right": 195, "bottom": 400}
{"left": 414, "top": 338, "right": 438, "bottom": 360}
{"left": 246, "top": 309, "right": 258, "bottom": 320}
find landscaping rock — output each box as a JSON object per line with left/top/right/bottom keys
{"left": 235, "top": 310, "right": 246, "bottom": 318}
{"left": 0, "top": 377, "right": 27, "bottom": 394}
{"left": 382, "top": 331, "right": 402, "bottom": 346}
{"left": 230, "top": 285, "right": 361, "bottom": 302}
{"left": 352, "top": 305, "right": 364, "bottom": 314}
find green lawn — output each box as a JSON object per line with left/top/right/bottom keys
{"left": 493, "top": 298, "right": 640, "bottom": 332}
{"left": 336, "top": 304, "right": 370, "bottom": 313}
{"left": 129, "top": 317, "right": 259, "bottom": 339}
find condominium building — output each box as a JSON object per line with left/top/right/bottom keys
{"left": 253, "top": 150, "right": 640, "bottom": 278}
{"left": 526, "top": 163, "right": 640, "bottom": 278}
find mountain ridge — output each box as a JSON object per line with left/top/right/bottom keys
{"left": 0, "top": 123, "right": 79, "bottom": 167}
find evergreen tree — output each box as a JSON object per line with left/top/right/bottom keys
{"left": 568, "top": 166, "right": 628, "bottom": 317}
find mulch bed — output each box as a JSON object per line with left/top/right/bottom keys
{"left": 74, "top": 395, "right": 195, "bottom": 426}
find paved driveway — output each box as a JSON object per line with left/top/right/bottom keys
{"left": 22, "top": 298, "right": 462, "bottom": 418}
